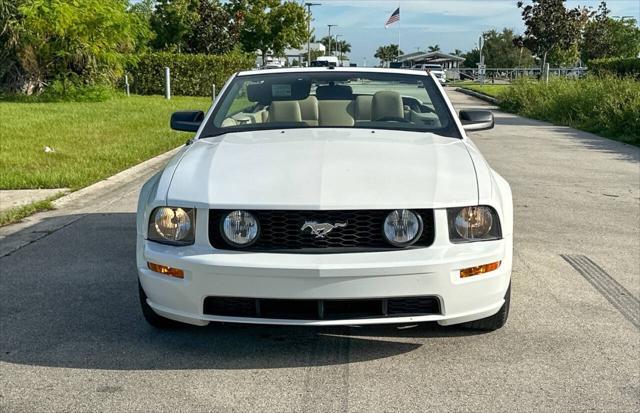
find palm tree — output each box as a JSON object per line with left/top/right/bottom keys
{"left": 374, "top": 44, "right": 403, "bottom": 66}
{"left": 336, "top": 40, "right": 351, "bottom": 54}
{"left": 452, "top": 48, "right": 463, "bottom": 56}
{"left": 318, "top": 36, "right": 352, "bottom": 58}
{"left": 427, "top": 44, "right": 441, "bottom": 52}
{"left": 374, "top": 46, "right": 387, "bottom": 66}
{"left": 333, "top": 40, "right": 350, "bottom": 60}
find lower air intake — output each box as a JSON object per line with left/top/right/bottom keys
{"left": 203, "top": 296, "right": 441, "bottom": 320}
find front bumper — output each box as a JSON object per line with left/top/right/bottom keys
{"left": 137, "top": 211, "right": 512, "bottom": 326}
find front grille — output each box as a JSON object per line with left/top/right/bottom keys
{"left": 209, "top": 209, "right": 434, "bottom": 252}
{"left": 203, "top": 296, "right": 441, "bottom": 320}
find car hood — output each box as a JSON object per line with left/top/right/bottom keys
{"left": 165, "top": 128, "right": 478, "bottom": 209}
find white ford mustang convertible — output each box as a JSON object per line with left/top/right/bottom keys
{"left": 137, "top": 67, "right": 513, "bottom": 331}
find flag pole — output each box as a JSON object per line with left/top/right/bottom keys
{"left": 385, "top": 7, "right": 401, "bottom": 62}
{"left": 397, "top": 23, "right": 400, "bottom": 59}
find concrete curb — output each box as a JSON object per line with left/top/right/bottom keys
{"left": 0, "top": 188, "right": 70, "bottom": 215}
{"left": 54, "top": 147, "right": 181, "bottom": 211}
{"left": 455, "top": 87, "right": 500, "bottom": 105}
{"left": 0, "top": 146, "right": 182, "bottom": 257}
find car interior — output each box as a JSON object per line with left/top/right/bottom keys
{"left": 218, "top": 80, "right": 445, "bottom": 130}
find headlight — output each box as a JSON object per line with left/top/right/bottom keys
{"left": 382, "top": 209, "right": 423, "bottom": 247}
{"left": 148, "top": 207, "right": 195, "bottom": 245}
{"left": 448, "top": 206, "right": 501, "bottom": 242}
{"left": 220, "top": 210, "right": 259, "bottom": 247}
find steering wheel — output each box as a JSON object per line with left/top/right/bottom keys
{"left": 375, "top": 116, "right": 410, "bottom": 123}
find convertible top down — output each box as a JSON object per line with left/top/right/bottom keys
{"left": 137, "top": 67, "right": 512, "bottom": 331}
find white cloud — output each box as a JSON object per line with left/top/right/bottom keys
{"left": 315, "top": 0, "right": 518, "bottom": 18}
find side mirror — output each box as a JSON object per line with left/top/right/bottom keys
{"left": 170, "top": 110, "right": 205, "bottom": 132}
{"left": 459, "top": 110, "right": 494, "bottom": 132}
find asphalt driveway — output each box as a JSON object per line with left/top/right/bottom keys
{"left": 1, "top": 89, "right": 638, "bottom": 412}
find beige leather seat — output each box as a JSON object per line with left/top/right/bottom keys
{"left": 221, "top": 118, "right": 237, "bottom": 127}
{"left": 315, "top": 85, "right": 355, "bottom": 127}
{"left": 268, "top": 100, "right": 302, "bottom": 123}
{"left": 298, "top": 96, "right": 319, "bottom": 126}
{"left": 354, "top": 95, "right": 373, "bottom": 121}
{"left": 371, "top": 91, "right": 404, "bottom": 121}
{"left": 318, "top": 101, "right": 354, "bottom": 126}
{"left": 251, "top": 108, "right": 268, "bottom": 123}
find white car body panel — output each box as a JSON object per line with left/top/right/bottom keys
{"left": 136, "top": 67, "right": 513, "bottom": 327}
{"left": 166, "top": 129, "right": 478, "bottom": 210}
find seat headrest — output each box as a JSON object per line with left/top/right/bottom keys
{"left": 355, "top": 95, "right": 373, "bottom": 121}
{"left": 268, "top": 100, "right": 302, "bottom": 123}
{"left": 315, "top": 85, "right": 353, "bottom": 100}
{"left": 371, "top": 91, "right": 404, "bottom": 121}
{"left": 298, "top": 96, "right": 319, "bottom": 121}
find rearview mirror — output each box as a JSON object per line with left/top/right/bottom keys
{"left": 459, "top": 110, "right": 494, "bottom": 132}
{"left": 171, "top": 111, "right": 205, "bottom": 132}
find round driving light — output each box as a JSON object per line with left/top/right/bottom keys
{"left": 454, "top": 206, "right": 493, "bottom": 239}
{"left": 383, "top": 209, "right": 423, "bottom": 247}
{"left": 221, "top": 210, "right": 259, "bottom": 247}
{"left": 153, "top": 207, "right": 192, "bottom": 241}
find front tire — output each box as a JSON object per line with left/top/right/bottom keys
{"left": 138, "top": 280, "right": 182, "bottom": 328}
{"left": 462, "top": 282, "right": 511, "bottom": 331}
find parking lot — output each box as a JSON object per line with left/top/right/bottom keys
{"left": 1, "top": 89, "right": 638, "bottom": 412}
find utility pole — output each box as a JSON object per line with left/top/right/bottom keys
{"left": 478, "top": 35, "right": 485, "bottom": 85}
{"left": 327, "top": 24, "right": 337, "bottom": 55}
{"left": 335, "top": 34, "right": 342, "bottom": 64}
{"left": 305, "top": 3, "right": 321, "bottom": 66}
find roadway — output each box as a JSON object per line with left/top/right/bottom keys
{"left": 1, "top": 89, "right": 638, "bottom": 412}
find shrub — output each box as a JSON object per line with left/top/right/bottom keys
{"left": 14, "top": 0, "right": 151, "bottom": 93}
{"left": 127, "top": 51, "right": 255, "bottom": 96}
{"left": 500, "top": 75, "right": 640, "bottom": 145}
{"left": 37, "top": 81, "right": 117, "bottom": 102}
{"left": 589, "top": 57, "right": 640, "bottom": 78}
{"left": 0, "top": 81, "right": 117, "bottom": 102}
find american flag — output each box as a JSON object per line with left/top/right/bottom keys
{"left": 385, "top": 7, "right": 400, "bottom": 28}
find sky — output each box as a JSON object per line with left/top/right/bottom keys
{"left": 307, "top": 0, "right": 640, "bottom": 65}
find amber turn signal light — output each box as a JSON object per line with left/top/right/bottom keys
{"left": 147, "top": 262, "right": 184, "bottom": 278}
{"left": 460, "top": 261, "right": 501, "bottom": 278}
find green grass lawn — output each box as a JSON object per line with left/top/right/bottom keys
{"left": 0, "top": 95, "right": 211, "bottom": 189}
{"left": 461, "top": 84, "right": 511, "bottom": 98}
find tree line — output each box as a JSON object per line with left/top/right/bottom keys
{"left": 373, "top": 1, "right": 639, "bottom": 69}
{"left": 0, "top": 0, "right": 311, "bottom": 94}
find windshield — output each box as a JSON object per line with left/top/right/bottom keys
{"left": 201, "top": 71, "right": 460, "bottom": 139}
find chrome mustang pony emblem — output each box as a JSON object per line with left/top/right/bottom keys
{"left": 301, "top": 221, "right": 347, "bottom": 238}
